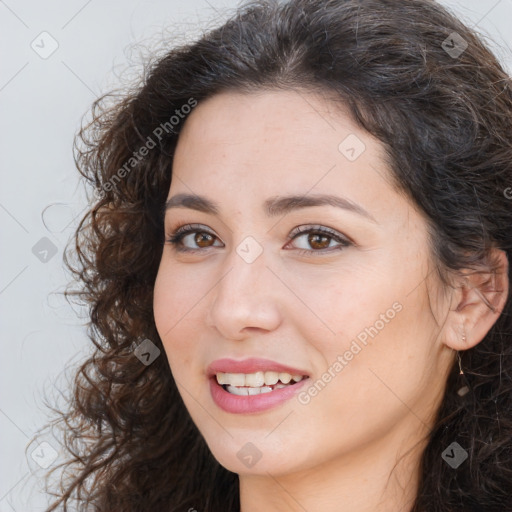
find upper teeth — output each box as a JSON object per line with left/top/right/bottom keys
{"left": 216, "top": 371, "right": 304, "bottom": 387}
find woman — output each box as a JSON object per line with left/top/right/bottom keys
{"left": 39, "top": 0, "right": 512, "bottom": 510}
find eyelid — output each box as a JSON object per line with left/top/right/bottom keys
{"left": 289, "top": 224, "right": 354, "bottom": 245}
{"left": 171, "top": 223, "right": 215, "bottom": 238}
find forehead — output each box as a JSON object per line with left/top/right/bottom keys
{"left": 173, "top": 90, "right": 381, "bottom": 183}
{"left": 176, "top": 89, "right": 354, "bottom": 150}
{"left": 169, "top": 89, "right": 415, "bottom": 230}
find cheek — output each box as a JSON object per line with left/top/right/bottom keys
{"left": 285, "top": 260, "right": 399, "bottom": 343}
{"left": 153, "top": 264, "right": 193, "bottom": 362}
{"left": 293, "top": 302, "right": 434, "bottom": 455}
{"left": 153, "top": 261, "right": 215, "bottom": 385}
{"left": 298, "top": 256, "right": 436, "bottom": 405}
{"left": 153, "top": 267, "right": 174, "bottom": 338}
{"left": 153, "top": 260, "right": 198, "bottom": 333}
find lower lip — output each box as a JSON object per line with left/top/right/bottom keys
{"left": 209, "top": 376, "right": 309, "bottom": 414}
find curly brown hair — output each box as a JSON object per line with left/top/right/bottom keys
{"left": 32, "top": 0, "right": 512, "bottom": 510}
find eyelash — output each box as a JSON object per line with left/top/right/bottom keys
{"left": 165, "top": 223, "right": 352, "bottom": 256}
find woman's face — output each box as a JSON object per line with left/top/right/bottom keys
{"left": 153, "top": 90, "right": 455, "bottom": 477}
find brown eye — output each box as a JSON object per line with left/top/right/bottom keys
{"left": 166, "top": 224, "right": 223, "bottom": 253}
{"left": 288, "top": 225, "right": 352, "bottom": 255}
{"left": 307, "top": 233, "right": 331, "bottom": 250}
{"left": 166, "top": 223, "right": 352, "bottom": 255}
{"left": 194, "top": 232, "right": 215, "bottom": 248}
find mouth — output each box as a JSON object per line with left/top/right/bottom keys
{"left": 215, "top": 371, "right": 308, "bottom": 396}
{"left": 207, "top": 358, "right": 310, "bottom": 413}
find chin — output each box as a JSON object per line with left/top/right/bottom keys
{"left": 201, "top": 433, "right": 312, "bottom": 477}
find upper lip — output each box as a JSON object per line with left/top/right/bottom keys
{"left": 207, "top": 358, "right": 310, "bottom": 378}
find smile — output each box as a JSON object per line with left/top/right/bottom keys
{"left": 216, "top": 371, "right": 305, "bottom": 396}
{"left": 209, "top": 373, "right": 309, "bottom": 413}
{"left": 207, "top": 358, "right": 310, "bottom": 413}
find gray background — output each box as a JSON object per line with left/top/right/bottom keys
{"left": 1, "top": 0, "right": 511, "bottom": 510}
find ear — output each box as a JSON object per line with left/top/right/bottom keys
{"left": 442, "top": 248, "right": 509, "bottom": 351}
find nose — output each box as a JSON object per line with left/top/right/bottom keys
{"left": 205, "top": 244, "right": 283, "bottom": 340}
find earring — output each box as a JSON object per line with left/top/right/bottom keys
{"left": 456, "top": 348, "right": 470, "bottom": 397}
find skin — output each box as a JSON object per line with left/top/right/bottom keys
{"left": 153, "top": 90, "right": 508, "bottom": 512}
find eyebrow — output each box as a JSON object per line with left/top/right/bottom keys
{"left": 164, "top": 193, "right": 377, "bottom": 223}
